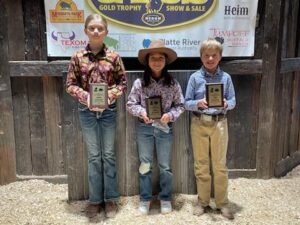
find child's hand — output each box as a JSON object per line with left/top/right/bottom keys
{"left": 141, "top": 112, "right": 153, "bottom": 124}
{"left": 223, "top": 98, "right": 228, "bottom": 109}
{"left": 197, "top": 98, "right": 208, "bottom": 109}
{"left": 160, "top": 113, "right": 171, "bottom": 124}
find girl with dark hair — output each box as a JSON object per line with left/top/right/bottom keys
{"left": 126, "top": 40, "right": 184, "bottom": 215}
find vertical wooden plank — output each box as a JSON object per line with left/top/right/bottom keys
{"left": 278, "top": 0, "right": 294, "bottom": 161}
{"left": 23, "top": 0, "right": 47, "bottom": 60}
{"left": 275, "top": 0, "right": 288, "bottom": 161}
{"left": 116, "top": 95, "right": 127, "bottom": 195}
{"left": 43, "top": 76, "right": 64, "bottom": 175}
{"left": 271, "top": 0, "right": 300, "bottom": 163}
{"left": 254, "top": 0, "right": 266, "bottom": 59}
{"left": 287, "top": 0, "right": 300, "bottom": 155}
{"left": 62, "top": 72, "right": 88, "bottom": 200}
{"left": 7, "top": 0, "right": 25, "bottom": 60}
{"left": 280, "top": 75, "right": 292, "bottom": 160}
{"left": 7, "top": 0, "right": 30, "bottom": 176}
{"left": 256, "top": 0, "right": 285, "bottom": 178}
{"left": 171, "top": 72, "right": 196, "bottom": 194}
{"left": 11, "top": 78, "right": 32, "bottom": 175}
{"left": 125, "top": 72, "right": 141, "bottom": 195}
{"left": 286, "top": 0, "right": 299, "bottom": 58}
{"left": 22, "top": 0, "right": 48, "bottom": 175}
{"left": 28, "top": 77, "right": 48, "bottom": 175}
{"left": 277, "top": 2, "right": 290, "bottom": 161}
{"left": 0, "top": 0, "right": 16, "bottom": 185}
{"left": 290, "top": 73, "right": 300, "bottom": 153}
{"left": 227, "top": 75, "right": 258, "bottom": 169}
{"left": 249, "top": 76, "right": 261, "bottom": 169}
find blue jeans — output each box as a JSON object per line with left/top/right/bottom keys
{"left": 78, "top": 104, "right": 119, "bottom": 204}
{"left": 137, "top": 122, "right": 173, "bottom": 201}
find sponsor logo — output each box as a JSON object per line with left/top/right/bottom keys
{"left": 51, "top": 31, "right": 76, "bottom": 41}
{"left": 50, "top": 0, "right": 84, "bottom": 23}
{"left": 142, "top": 38, "right": 201, "bottom": 49}
{"left": 224, "top": 4, "right": 249, "bottom": 16}
{"left": 210, "top": 28, "right": 250, "bottom": 47}
{"left": 51, "top": 30, "right": 87, "bottom": 48}
{"left": 87, "top": 0, "right": 217, "bottom": 30}
{"left": 104, "top": 36, "right": 119, "bottom": 49}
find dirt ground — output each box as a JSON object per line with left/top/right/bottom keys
{"left": 0, "top": 165, "right": 300, "bottom": 225}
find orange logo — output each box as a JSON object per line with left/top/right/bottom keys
{"left": 50, "top": 0, "right": 84, "bottom": 23}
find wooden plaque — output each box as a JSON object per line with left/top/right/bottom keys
{"left": 89, "top": 83, "right": 108, "bottom": 108}
{"left": 206, "top": 83, "right": 224, "bottom": 107}
{"left": 146, "top": 96, "right": 162, "bottom": 119}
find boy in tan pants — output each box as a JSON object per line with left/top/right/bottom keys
{"left": 185, "top": 38, "right": 236, "bottom": 220}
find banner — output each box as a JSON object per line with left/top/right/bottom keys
{"left": 44, "top": 0, "right": 258, "bottom": 57}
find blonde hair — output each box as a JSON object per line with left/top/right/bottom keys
{"left": 84, "top": 14, "right": 107, "bottom": 29}
{"left": 200, "top": 38, "right": 223, "bottom": 56}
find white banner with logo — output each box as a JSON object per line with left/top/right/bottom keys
{"left": 44, "top": 0, "right": 258, "bottom": 57}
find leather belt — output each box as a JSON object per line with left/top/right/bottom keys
{"left": 138, "top": 118, "right": 172, "bottom": 126}
{"left": 192, "top": 112, "right": 226, "bottom": 121}
{"left": 138, "top": 118, "right": 145, "bottom": 123}
{"left": 108, "top": 102, "right": 116, "bottom": 109}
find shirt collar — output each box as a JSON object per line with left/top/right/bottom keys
{"left": 201, "top": 66, "right": 221, "bottom": 77}
{"left": 83, "top": 44, "right": 107, "bottom": 58}
{"left": 149, "top": 75, "right": 164, "bottom": 84}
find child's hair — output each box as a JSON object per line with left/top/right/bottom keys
{"left": 200, "top": 38, "right": 223, "bottom": 56}
{"left": 84, "top": 14, "right": 108, "bottom": 29}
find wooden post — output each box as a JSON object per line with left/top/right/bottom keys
{"left": 7, "top": 0, "right": 30, "bottom": 176}
{"left": 256, "top": 0, "right": 285, "bottom": 178}
{"left": 0, "top": 0, "right": 16, "bottom": 185}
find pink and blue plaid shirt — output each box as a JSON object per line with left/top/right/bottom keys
{"left": 127, "top": 77, "right": 185, "bottom": 122}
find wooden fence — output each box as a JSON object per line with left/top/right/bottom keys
{"left": 1, "top": 0, "right": 300, "bottom": 201}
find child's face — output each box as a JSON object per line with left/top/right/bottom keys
{"left": 200, "top": 48, "right": 221, "bottom": 73}
{"left": 148, "top": 52, "right": 166, "bottom": 77}
{"left": 84, "top": 19, "right": 108, "bottom": 45}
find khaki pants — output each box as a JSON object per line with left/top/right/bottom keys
{"left": 191, "top": 115, "right": 229, "bottom": 208}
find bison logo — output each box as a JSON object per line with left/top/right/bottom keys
{"left": 59, "top": 1, "right": 71, "bottom": 10}
{"left": 142, "top": 0, "right": 165, "bottom": 26}
{"left": 146, "top": 0, "right": 163, "bottom": 13}
{"left": 51, "top": 31, "right": 76, "bottom": 41}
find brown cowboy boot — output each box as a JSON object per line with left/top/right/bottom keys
{"left": 105, "top": 201, "right": 118, "bottom": 218}
{"left": 85, "top": 204, "right": 100, "bottom": 218}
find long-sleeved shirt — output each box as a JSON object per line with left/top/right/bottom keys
{"left": 185, "top": 66, "right": 236, "bottom": 114}
{"left": 126, "top": 77, "right": 185, "bottom": 122}
{"left": 66, "top": 44, "right": 127, "bottom": 106}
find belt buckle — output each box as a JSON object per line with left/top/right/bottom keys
{"left": 202, "top": 114, "right": 212, "bottom": 122}
{"left": 217, "top": 114, "right": 225, "bottom": 121}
